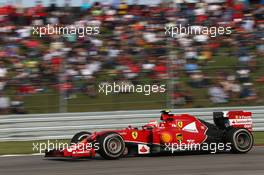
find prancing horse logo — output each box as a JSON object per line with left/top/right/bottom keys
{"left": 132, "top": 131, "right": 138, "bottom": 139}
{"left": 177, "top": 121, "right": 183, "bottom": 128}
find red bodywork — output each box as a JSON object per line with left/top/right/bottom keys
{"left": 45, "top": 111, "right": 253, "bottom": 158}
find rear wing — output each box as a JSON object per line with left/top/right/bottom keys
{"left": 213, "top": 111, "right": 253, "bottom": 131}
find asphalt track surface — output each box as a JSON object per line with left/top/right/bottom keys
{"left": 1, "top": 147, "right": 264, "bottom": 175}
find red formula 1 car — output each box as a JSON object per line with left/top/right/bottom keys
{"left": 45, "top": 110, "right": 254, "bottom": 159}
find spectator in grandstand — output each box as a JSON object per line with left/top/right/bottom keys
{"left": 10, "top": 95, "right": 27, "bottom": 114}
{"left": 0, "top": 93, "right": 10, "bottom": 114}
{"left": 208, "top": 84, "right": 229, "bottom": 104}
{"left": 240, "top": 83, "right": 258, "bottom": 102}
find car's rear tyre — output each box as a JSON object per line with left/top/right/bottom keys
{"left": 71, "top": 131, "right": 91, "bottom": 144}
{"left": 227, "top": 128, "right": 254, "bottom": 153}
{"left": 98, "top": 132, "right": 125, "bottom": 159}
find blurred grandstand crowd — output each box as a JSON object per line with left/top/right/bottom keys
{"left": 0, "top": 0, "right": 263, "bottom": 114}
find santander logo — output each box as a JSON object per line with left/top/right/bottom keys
{"left": 138, "top": 144, "right": 150, "bottom": 154}
{"left": 140, "top": 146, "right": 147, "bottom": 153}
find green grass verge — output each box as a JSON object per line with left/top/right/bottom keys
{"left": 0, "top": 139, "right": 69, "bottom": 155}
{"left": 254, "top": 132, "right": 264, "bottom": 145}
{"left": 0, "top": 132, "right": 263, "bottom": 155}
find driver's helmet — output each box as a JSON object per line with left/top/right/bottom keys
{"left": 145, "top": 120, "right": 159, "bottom": 128}
{"left": 160, "top": 109, "right": 171, "bottom": 120}
{"left": 160, "top": 109, "right": 171, "bottom": 114}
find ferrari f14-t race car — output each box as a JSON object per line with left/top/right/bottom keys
{"left": 45, "top": 110, "right": 254, "bottom": 159}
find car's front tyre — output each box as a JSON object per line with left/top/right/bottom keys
{"left": 98, "top": 132, "right": 125, "bottom": 159}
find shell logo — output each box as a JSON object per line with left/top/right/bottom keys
{"left": 161, "top": 132, "right": 172, "bottom": 143}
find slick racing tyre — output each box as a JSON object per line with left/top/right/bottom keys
{"left": 98, "top": 132, "right": 125, "bottom": 159}
{"left": 71, "top": 131, "right": 91, "bottom": 144}
{"left": 227, "top": 128, "right": 254, "bottom": 153}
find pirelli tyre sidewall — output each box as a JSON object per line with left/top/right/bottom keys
{"left": 71, "top": 131, "right": 91, "bottom": 144}
{"left": 98, "top": 132, "right": 125, "bottom": 159}
{"left": 227, "top": 128, "right": 254, "bottom": 153}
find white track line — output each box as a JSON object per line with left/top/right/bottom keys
{"left": 0, "top": 153, "right": 43, "bottom": 157}
{"left": 1, "top": 146, "right": 264, "bottom": 158}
